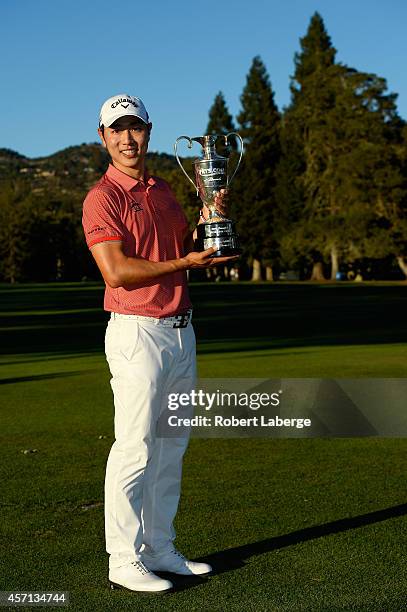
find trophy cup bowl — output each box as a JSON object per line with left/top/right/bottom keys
{"left": 174, "top": 133, "right": 244, "bottom": 257}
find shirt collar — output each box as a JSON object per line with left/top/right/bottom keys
{"left": 106, "top": 164, "right": 157, "bottom": 191}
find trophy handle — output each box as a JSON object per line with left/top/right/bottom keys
{"left": 174, "top": 136, "right": 198, "bottom": 192}
{"left": 224, "top": 132, "right": 244, "bottom": 186}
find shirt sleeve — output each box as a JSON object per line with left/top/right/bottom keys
{"left": 82, "top": 188, "right": 124, "bottom": 249}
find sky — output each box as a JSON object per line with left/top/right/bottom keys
{"left": 1, "top": 0, "right": 407, "bottom": 158}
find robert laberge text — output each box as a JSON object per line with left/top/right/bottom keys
{"left": 168, "top": 415, "right": 312, "bottom": 429}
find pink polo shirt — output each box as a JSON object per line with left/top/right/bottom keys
{"left": 82, "top": 164, "right": 192, "bottom": 317}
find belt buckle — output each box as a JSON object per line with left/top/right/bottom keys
{"left": 173, "top": 313, "right": 189, "bottom": 328}
{"left": 160, "top": 318, "right": 173, "bottom": 327}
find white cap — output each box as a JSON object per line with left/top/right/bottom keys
{"left": 99, "top": 94, "right": 149, "bottom": 127}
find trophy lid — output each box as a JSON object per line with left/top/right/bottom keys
{"left": 191, "top": 135, "right": 225, "bottom": 161}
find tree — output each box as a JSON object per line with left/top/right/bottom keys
{"left": 281, "top": 12, "right": 337, "bottom": 279}
{"left": 359, "top": 120, "right": 407, "bottom": 279}
{"left": 392, "top": 124, "right": 407, "bottom": 278}
{"left": 0, "top": 180, "right": 33, "bottom": 282}
{"left": 274, "top": 112, "right": 309, "bottom": 278}
{"left": 206, "top": 91, "right": 237, "bottom": 158}
{"left": 301, "top": 66, "right": 403, "bottom": 279}
{"left": 291, "top": 12, "right": 336, "bottom": 103}
{"left": 283, "top": 12, "right": 404, "bottom": 280}
{"left": 205, "top": 91, "right": 240, "bottom": 279}
{"left": 235, "top": 56, "right": 281, "bottom": 280}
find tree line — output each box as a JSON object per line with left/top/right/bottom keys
{"left": 206, "top": 13, "right": 407, "bottom": 281}
{"left": 0, "top": 12, "right": 406, "bottom": 283}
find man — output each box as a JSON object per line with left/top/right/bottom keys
{"left": 82, "top": 93, "right": 237, "bottom": 593}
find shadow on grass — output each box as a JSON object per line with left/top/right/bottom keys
{"left": 0, "top": 351, "right": 102, "bottom": 367}
{"left": 0, "top": 371, "right": 94, "bottom": 385}
{"left": 175, "top": 501, "right": 407, "bottom": 588}
{"left": 158, "top": 502, "right": 407, "bottom": 592}
{"left": 1, "top": 282, "right": 406, "bottom": 357}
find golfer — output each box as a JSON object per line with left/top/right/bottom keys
{"left": 82, "top": 94, "right": 236, "bottom": 593}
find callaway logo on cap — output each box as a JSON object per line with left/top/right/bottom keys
{"left": 99, "top": 94, "right": 149, "bottom": 127}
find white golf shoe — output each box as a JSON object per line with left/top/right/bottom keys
{"left": 142, "top": 548, "right": 212, "bottom": 576}
{"left": 109, "top": 559, "right": 173, "bottom": 593}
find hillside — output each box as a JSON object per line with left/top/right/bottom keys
{"left": 0, "top": 144, "right": 185, "bottom": 191}
{"left": 0, "top": 144, "right": 200, "bottom": 282}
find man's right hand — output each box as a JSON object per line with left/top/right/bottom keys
{"left": 182, "top": 247, "right": 240, "bottom": 269}
{"left": 90, "top": 241, "right": 240, "bottom": 288}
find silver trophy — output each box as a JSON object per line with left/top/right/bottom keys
{"left": 174, "top": 133, "right": 244, "bottom": 257}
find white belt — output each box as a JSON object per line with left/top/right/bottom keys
{"left": 110, "top": 309, "right": 192, "bottom": 328}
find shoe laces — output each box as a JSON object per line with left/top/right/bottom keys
{"left": 171, "top": 549, "right": 187, "bottom": 561}
{"left": 131, "top": 560, "right": 151, "bottom": 575}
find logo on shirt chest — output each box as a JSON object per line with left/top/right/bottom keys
{"left": 129, "top": 201, "right": 143, "bottom": 213}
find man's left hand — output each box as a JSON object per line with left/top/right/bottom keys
{"left": 203, "top": 188, "right": 229, "bottom": 219}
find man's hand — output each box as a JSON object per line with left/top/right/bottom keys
{"left": 90, "top": 241, "right": 239, "bottom": 288}
{"left": 202, "top": 188, "right": 229, "bottom": 220}
{"left": 182, "top": 246, "right": 239, "bottom": 269}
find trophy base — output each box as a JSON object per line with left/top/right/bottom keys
{"left": 195, "top": 219, "right": 241, "bottom": 258}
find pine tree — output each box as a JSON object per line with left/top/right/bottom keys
{"left": 359, "top": 118, "right": 407, "bottom": 278}
{"left": 393, "top": 124, "right": 407, "bottom": 278}
{"left": 205, "top": 92, "right": 239, "bottom": 279}
{"left": 301, "top": 64, "right": 402, "bottom": 279}
{"left": 235, "top": 56, "right": 280, "bottom": 279}
{"left": 206, "top": 91, "right": 237, "bottom": 157}
{"left": 291, "top": 11, "right": 336, "bottom": 102}
{"left": 282, "top": 12, "right": 404, "bottom": 281}
{"left": 283, "top": 12, "right": 337, "bottom": 279}
{"left": 274, "top": 115, "right": 308, "bottom": 277}
{"left": 0, "top": 180, "right": 32, "bottom": 282}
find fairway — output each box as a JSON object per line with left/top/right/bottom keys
{"left": 0, "top": 282, "right": 406, "bottom": 611}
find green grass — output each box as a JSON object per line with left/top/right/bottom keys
{"left": 0, "top": 282, "right": 406, "bottom": 611}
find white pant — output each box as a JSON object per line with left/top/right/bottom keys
{"left": 104, "top": 314, "right": 196, "bottom": 569}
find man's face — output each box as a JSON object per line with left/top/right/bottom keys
{"left": 98, "top": 116, "right": 152, "bottom": 176}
